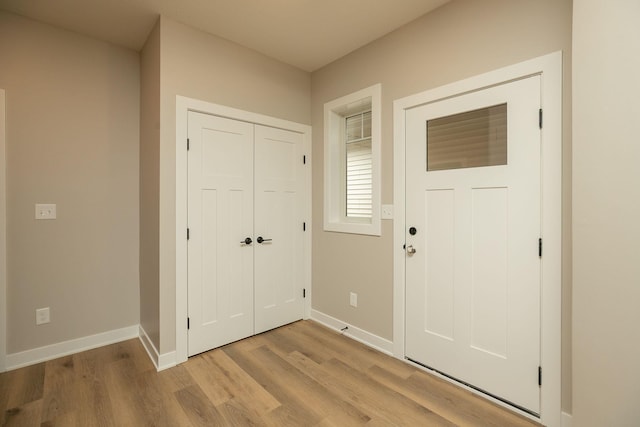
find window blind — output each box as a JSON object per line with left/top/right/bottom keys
{"left": 427, "top": 103, "right": 507, "bottom": 171}
{"left": 346, "top": 111, "right": 372, "bottom": 218}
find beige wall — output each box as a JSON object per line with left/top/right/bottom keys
{"left": 0, "top": 12, "right": 140, "bottom": 353}
{"left": 310, "top": 0, "right": 573, "bottom": 412}
{"left": 572, "top": 1, "right": 640, "bottom": 425}
{"left": 139, "top": 20, "right": 161, "bottom": 349}
{"left": 155, "top": 17, "right": 311, "bottom": 353}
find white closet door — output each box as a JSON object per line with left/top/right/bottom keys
{"left": 187, "top": 112, "right": 254, "bottom": 356}
{"left": 254, "top": 125, "right": 305, "bottom": 334}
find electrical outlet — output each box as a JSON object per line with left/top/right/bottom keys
{"left": 350, "top": 292, "right": 358, "bottom": 308}
{"left": 36, "top": 307, "right": 50, "bottom": 325}
{"left": 35, "top": 204, "right": 56, "bottom": 220}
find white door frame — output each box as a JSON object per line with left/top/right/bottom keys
{"left": 175, "top": 96, "right": 312, "bottom": 365}
{"left": 0, "top": 89, "right": 7, "bottom": 372}
{"left": 393, "top": 52, "right": 562, "bottom": 426}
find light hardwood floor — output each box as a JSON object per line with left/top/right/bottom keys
{"left": 0, "top": 320, "right": 541, "bottom": 426}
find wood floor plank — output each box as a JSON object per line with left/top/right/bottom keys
{"left": 184, "top": 353, "right": 233, "bottom": 406}
{"left": 102, "top": 358, "right": 150, "bottom": 426}
{"left": 157, "top": 364, "right": 196, "bottom": 393}
{"left": 203, "top": 349, "right": 281, "bottom": 414}
{"left": 134, "top": 368, "right": 195, "bottom": 427}
{"left": 174, "top": 384, "right": 225, "bottom": 427}
{"left": 368, "top": 363, "right": 538, "bottom": 426}
{"left": 39, "top": 410, "right": 77, "bottom": 427}
{"left": 252, "top": 345, "right": 371, "bottom": 425}
{"left": 222, "top": 344, "right": 324, "bottom": 425}
{"left": 262, "top": 322, "right": 331, "bottom": 364}
{"left": 322, "top": 357, "right": 457, "bottom": 426}
{"left": 40, "top": 356, "right": 77, "bottom": 424}
{"left": 0, "top": 321, "right": 543, "bottom": 427}
{"left": 3, "top": 363, "right": 45, "bottom": 410}
{"left": 2, "top": 398, "right": 42, "bottom": 427}
{"left": 215, "top": 398, "right": 268, "bottom": 427}
{"left": 286, "top": 349, "right": 455, "bottom": 426}
{"left": 290, "top": 321, "right": 417, "bottom": 380}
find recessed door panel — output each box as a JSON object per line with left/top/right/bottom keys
{"left": 424, "top": 189, "right": 455, "bottom": 341}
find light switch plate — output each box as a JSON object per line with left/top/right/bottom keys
{"left": 350, "top": 292, "right": 358, "bottom": 307}
{"left": 381, "top": 204, "right": 393, "bottom": 219}
{"left": 36, "top": 307, "right": 50, "bottom": 325}
{"left": 35, "top": 204, "right": 56, "bottom": 220}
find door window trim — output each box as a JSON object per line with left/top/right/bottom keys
{"left": 393, "top": 52, "right": 562, "bottom": 426}
{"left": 323, "top": 84, "right": 381, "bottom": 235}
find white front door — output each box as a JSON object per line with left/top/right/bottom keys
{"left": 254, "top": 125, "right": 305, "bottom": 334}
{"left": 405, "top": 75, "right": 542, "bottom": 413}
{"left": 187, "top": 112, "right": 255, "bottom": 356}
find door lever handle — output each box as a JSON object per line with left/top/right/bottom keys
{"left": 241, "top": 237, "right": 252, "bottom": 245}
{"left": 257, "top": 236, "right": 272, "bottom": 244}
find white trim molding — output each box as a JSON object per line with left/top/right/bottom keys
{"left": 5, "top": 325, "right": 139, "bottom": 371}
{"left": 393, "top": 51, "right": 563, "bottom": 426}
{"left": 0, "top": 88, "right": 6, "bottom": 372}
{"left": 310, "top": 309, "right": 393, "bottom": 355}
{"left": 175, "top": 95, "right": 313, "bottom": 365}
{"left": 139, "top": 325, "right": 176, "bottom": 371}
{"left": 323, "top": 84, "right": 382, "bottom": 236}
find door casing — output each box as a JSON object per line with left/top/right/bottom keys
{"left": 175, "top": 96, "right": 312, "bottom": 365}
{"left": 393, "top": 52, "right": 562, "bottom": 426}
{"left": 0, "top": 88, "right": 6, "bottom": 373}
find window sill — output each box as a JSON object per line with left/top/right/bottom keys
{"left": 324, "top": 220, "right": 381, "bottom": 236}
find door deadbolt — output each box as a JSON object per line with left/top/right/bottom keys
{"left": 409, "top": 227, "right": 417, "bottom": 235}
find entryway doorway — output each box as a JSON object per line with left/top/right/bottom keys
{"left": 393, "top": 52, "right": 562, "bottom": 426}
{"left": 404, "top": 75, "right": 541, "bottom": 414}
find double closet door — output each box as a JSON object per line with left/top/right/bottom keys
{"left": 187, "top": 112, "right": 305, "bottom": 356}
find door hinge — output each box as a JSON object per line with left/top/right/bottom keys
{"left": 303, "top": 222, "right": 306, "bottom": 231}
{"left": 539, "top": 109, "right": 543, "bottom": 129}
{"left": 538, "top": 366, "right": 542, "bottom": 386}
{"left": 187, "top": 228, "right": 190, "bottom": 240}
{"left": 303, "top": 155, "right": 306, "bottom": 164}
{"left": 187, "top": 138, "right": 190, "bottom": 150}
{"left": 303, "top": 288, "right": 306, "bottom": 298}
{"left": 187, "top": 317, "right": 190, "bottom": 330}
{"left": 538, "top": 238, "right": 542, "bottom": 257}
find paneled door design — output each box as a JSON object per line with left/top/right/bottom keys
{"left": 187, "top": 113, "right": 255, "bottom": 356}
{"left": 405, "top": 75, "right": 542, "bottom": 414}
{"left": 187, "top": 112, "right": 305, "bottom": 357}
{"left": 254, "top": 125, "right": 305, "bottom": 334}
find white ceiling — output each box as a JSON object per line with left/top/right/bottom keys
{"left": 0, "top": 0, "right": 449, "bottom": 72}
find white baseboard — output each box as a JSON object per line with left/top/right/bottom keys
{"left": 310, "top": 309, "right": 394, "bottom": 355}
{"left": 562, "top": 411, "right": 572, "bottom": 427}
{"left": 138, "top": 325, "right": 176, "bottom": 372}
{"left": 5, "top": 324, "right": 139, "bottom": 371}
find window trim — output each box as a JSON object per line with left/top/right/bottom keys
{"left": 324, "top": 84, "right": 381, "bottom": 236}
